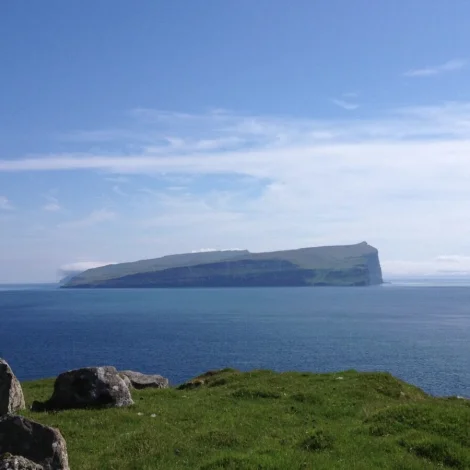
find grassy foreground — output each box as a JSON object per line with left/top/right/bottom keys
{"left": 20, "top": 369, "right": 470, "bottom": 469}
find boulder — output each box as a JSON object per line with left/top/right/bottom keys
{"left": 0, "top": 416, "right": 68, "bottom": 470}
{"left": 119, "top": 370, "right": 169, "bottom": 389}
{"left": 0, "top": 359, "right": 25, "bottom": 415}
{"left": 32, "top": 366, "right": 133, "bottom": 411}
{"left": 0, "top": 455, "right": 44, "bottom": 470}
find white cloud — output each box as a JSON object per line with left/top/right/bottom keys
{"left": 404, "top": 59, "right": 467, "bottom": 77}
{"left": 43, "top": 202, "right": 61, "bottom": 212}
{"left": 60, "top": 261, "right": 116, "bottom": 272}
{"left": 42, "top": 194, "right": 61, "bottom": 212}
{"left": 140, "top": 195, "right": 244, "bottom": 230}
{"left": 5, "top": 106, "right": 470, "bottom": 174}
{"left": 436, "top": 255, "right": 470, "bottom": 264}
{"left": 4, "top": 104, "right": 470, "bottom": 277}
{"left": 0, "top": 196, "right": 14, "bottom": 211}
{"left": 331, "top": 99, "right": 359, "bottom": 110}
{"left": 332, "top": 93, "right": 360, "bottom": 110}
{"left": 191, "top": 248, "right": 245, "bottom": 253}
{"left": 112, "top": 185, "right": 128, "bottom": 197}
{"left": 59, "top": 209, "right": 117, "bottom": 229}
{"left": 383, "top": 255, "right": 470, "bottom": 277}
{"left": 38, "top": 190, "right": 63, "bottom": 212}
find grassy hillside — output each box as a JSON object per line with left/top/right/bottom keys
{"left": 64, "top": 242, "right": 383, "bottom": 288}
{"left": 65, "top": 250, "right": 250, "bottom": 286}
{"left": 20, "top": 369, "right": 470, "bottom": 469}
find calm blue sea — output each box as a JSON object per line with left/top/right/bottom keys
{"left": 1, "top": 283, "right": 469, "bottom": 397}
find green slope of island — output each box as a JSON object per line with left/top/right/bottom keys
{"left": 20, "top": 369, "right": 470, "bottom": 469}
{"left": 63, "top": 242, "right": 383, "bottom": 288}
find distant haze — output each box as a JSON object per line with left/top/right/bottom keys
{"left": 58, "top": 261, "right": 116, "bottom": 282}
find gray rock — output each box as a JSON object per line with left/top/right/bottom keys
{"left": 118, "top": 373, "right": 133, "bottom": 390}
{"left": 0, "top": 359, "right": 25, "bottom": 415}
{"left": 32, "top": 366, "right": 133, "bottom": 411}
{"left": 0, "top": 455, "right": 44, "bottom": 470}
{"left": 120, "top": 370, "right": 169, "bottom": 389}
{"left": 0, "top": 416, "right": 68, "bottom": 470}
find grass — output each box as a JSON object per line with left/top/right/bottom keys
{"left": 18, "top": 369, "right": 470, "bottom": 469}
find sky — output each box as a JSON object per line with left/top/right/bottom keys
{"left": 2, "top": 1, "right": 470, "bottom": 282}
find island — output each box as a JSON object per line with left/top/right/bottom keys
{"left": 63, "top": 242, "right": 383, "bottom": 288}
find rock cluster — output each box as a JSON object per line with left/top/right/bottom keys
{"left": 0, "top": 359, "right": 169, "bottom": 469}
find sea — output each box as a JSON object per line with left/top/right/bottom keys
{"left": 1, "top": 281, "right": 469, "bottom": 397}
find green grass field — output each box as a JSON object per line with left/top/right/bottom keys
{"left": 19, "top": 369, "right": 470, "bottom": 469}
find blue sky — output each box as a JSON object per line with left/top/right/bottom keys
{"left": 2, "top": 1, "right": 470, "bottom": 282}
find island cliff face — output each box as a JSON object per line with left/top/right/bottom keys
{"left": 63, "top": 242, "right": 383, "bottom": 288}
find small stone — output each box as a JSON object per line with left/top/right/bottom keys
{"left": 150, "top": 414, "right": 156, "bottom": 418}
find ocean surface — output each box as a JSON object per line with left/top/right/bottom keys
{"left": 1, "top": 282, "right": 469, "bottom": 397}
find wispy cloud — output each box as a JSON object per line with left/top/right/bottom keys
{"left": 42, "top": 194, "right": 61, "bottom": 212}
{"left": 191, "top": 248, "right": 244, "bottom": 253}
{"left": 331, "top": 98, "right": 359, "bottom": 110}
{"left": 0, "top": 196, "right": 14, "bottom": 211}
{"left": 59, "top": 260, "right": 115, "bottom": 273}
{"left": 4, "top": 103, "right": 470, "bottom": 275}
{"left": 331, "top": 93, "right": 360, "bottom": 111}
{"left": 105, "top": 176, "right": 129, "bottom": 183}
{"left": 404, "top": 59, "right": 467, "bottom": 77}
{"left": 4, "top": 102, "right": 470, "bottom": 174}
{"left": 383, "top": 255, "right": 470, "bottom": 277}
{"left": 43, "top": 202, "right": 61, "bottom": 212}
{"left": 59, "top": 209, "right": 117, "bottom": 229}
{"left": 112, "top": 185, "right": 128, "bottom": 197}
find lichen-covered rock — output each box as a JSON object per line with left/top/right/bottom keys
{"left": 32, "top": 366, "right": 133, "bottom": 411}
{"left": 0, "top": 416, "right": 68, "bottom": 470}
{"left": 0, "top": 359, "right": 25, "bottom": 415}
{"left": 0, "top": 455, "right": 44, "bottom": 470}
{"left": 119, "top": 370, "right": 169, "bottom": 389}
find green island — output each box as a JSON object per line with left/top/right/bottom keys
{"left": 19, "top": 369, "right": 470, "bottom": 469}
{"left": 63, "top": 242, "right": 383, "bottom": 288}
